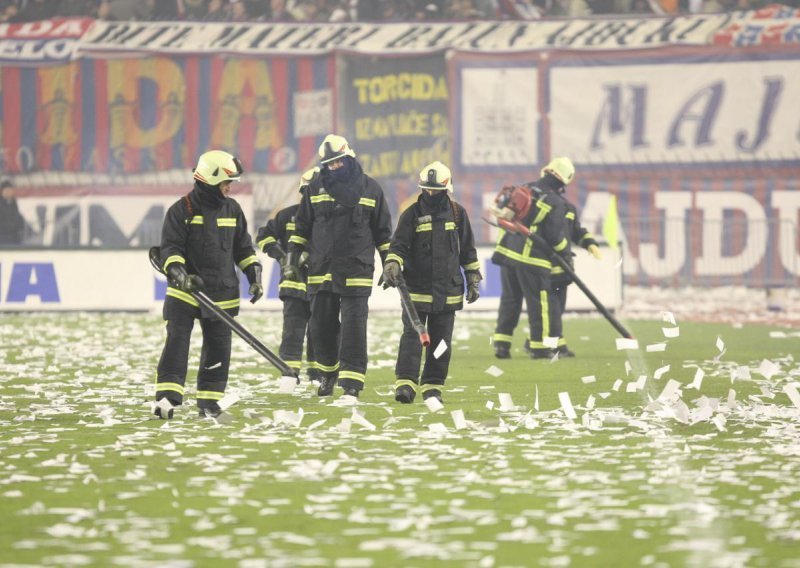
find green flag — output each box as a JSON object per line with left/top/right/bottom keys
{"left": 602, "top": 195, "right": 619, "bottom": 249}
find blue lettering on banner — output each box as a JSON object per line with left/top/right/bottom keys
{"left": 4, "top": 263, "right": 60, "bottom": 303}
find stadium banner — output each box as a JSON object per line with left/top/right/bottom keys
{"left": 711, "top": 4, "right": 800, "bottom": 46}
{"left": 78, "top": 13, "right": 744, "bottom": 55}
{"left": 339, "top": 53, "right": 449, "bottom": 179}
{"left": 0, "top": 18, "right": 91, "bottom": 65}
{"left": 0, "top": 54, "right": 334, "bottom": 174}
{"left": 0, "top": 246, "right": 621, "bottom": 312}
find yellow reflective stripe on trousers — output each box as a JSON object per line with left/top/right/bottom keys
{"left": 289, "top": 235, "right": 308, "bottom": 245}
{"left": 421, "top": 384, "right": 441, "bottom": 393}
{"left": 308, "top": 273, "right": 332, "bottom": 285}
{"left": 163, "top": 255, "right": 185, "bottom": 271}
{"left": 156, "top": 382, "right": 185, "bottom": 395}
{"left": 346, "top": 278, "right": 373, "bottom": 287}
{"left": 284, "top": 360, "right": 302, "bottom": 369}
{"left": 257, "top": 235, "right": 276, "bottom": 249}
{"left": 386, "top": 253, "right": 404, "bottom": 266}
{"left": 166, "top": 287, "right": 199, "bottom": 307}
{"left": 189, "top": 216, "right": 203, "bottom": 225}
{"left": 359, "top": 197, "right": 376, "bottom": 207}
{"left": 463, "top": 261, "right": 480, "bottom": 271}
{"left": 378, "top": 242, "right": 390, "bottom": 252}
{"left": 395, "top": 379, "right": 418, "bottom": 392}
{"left": 238, "top": 255, "right": 258, "bottom": 269}
{"left": 540, "top": 289, "right": 550, "bottom": 339}
{"left": 339, "top": 370, "right": 365, "bottom": 383}
{"left": 196, "top": 390, "right": 224, "bottom": 400}
{"left": 279, "top": 280, "right": 307, "bottom": 292}
{"left": 446, "top": 295, "right": 462, "bottom": 304}
{"left": 410, "top": 293, "right": 432, "bottom": 303}
{"left": 217, "top": 218, "right": 237, "bottom": 227}
{"left": 493, "top": 333, "right": 513, "bottom": 343}
{"left": 316, "top": 361, "right": 339, "bottom": 372}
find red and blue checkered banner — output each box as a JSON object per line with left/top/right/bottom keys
{"left": 0, "top": 54, "right": 334, "bottom": 174}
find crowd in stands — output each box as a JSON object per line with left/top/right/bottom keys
{"left": 0, "top": 0, "right": 795, "bottom": 23}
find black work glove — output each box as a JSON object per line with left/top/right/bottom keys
{"left": 465, "top": 271, "right": 482, "bottom": 304}
{"left": 298, "top": 251, "right": 310, "bottom": 267}
{"left": 166, "top": 263, "right": 204, "bottom": 293}
{"left": 244, "top": 264, "right": 263, "bottom": 304}
{"left": 382, "top": 260, "right": 402, "bottom": 288}
{"left": 282, "top": 251, "right": 301, "bottom": 281}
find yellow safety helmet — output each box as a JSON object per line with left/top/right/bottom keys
{"left": 318, "top": 134, "right": 356, "bottom": 165}
{"left": 418, "top": 160, "right": 453, "bottom": 192}
{"left": 193, "top": 150, "right": 244, "bottom": 185}
{"left": 540, "top": 157, "right": 575, "bottom": 185}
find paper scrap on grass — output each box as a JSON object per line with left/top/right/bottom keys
{"left": 278, "top": 376, "right": 297, "bottom": 394}
{"left": 757, "top": 359, "right": 780, "bottom": 380}
{"left": 624, "top": 360, "right": 632, "bottom": 376}
{"left": 783, "top": 384, "right": 800, "bottom": 409}
{"left": 485, "top": 401, "right": 494, "bottom": 410}
{"left": 581, "top": 375, "right": 596, "bottom": 384}
{"left": 558, "top": 392, "right": 577, "bottom": 420}
{"left": 155, "top": 398, "right": 174, "bottom": 416}
{"left": 433, "top": 339, "right": 448, "bottom": 359}
{"left": 647, "top": 343, "right": 667, "bottom": 352}
{"left": 534, "top": 385, "right": 539, "bottom": 412}
{"left": 688, "top": 368, "right": 704, "bottom": 390}
{"left": 586, "top": 395, "right": 595, "bottom": 410}
{"left": 654, "top": 365, "right": 670, "bottom": 380}
{"left": 428, "top": 423, "right": 448, "bottom": 434}
{"left": 498, "top": 393, "right": 515, "bottom": 411}
{"left": 485, "top": 365, "right": 504, "bottom": 378}
{"left": 451, "top": 409, "right": 467, "bottom": 430}
{"left": 217, "top": 392, "right": 240, "bottom": 411}
{"left": 657, "top": 379, "right": 682, "bottom": 402}
{"left": 625, "top": 381, "right": 638, "bottom": 393}
{"left": 662, "top": 327, "right": 680, "bottom": 338}
{"left": 543, "top": 336, "right": 559, "bottom": 349}
{"left": 425, "top": 396, "right": 444, "bottom": 413}
{"left": 351, "top": 409, "right": 376, "bottom": 431}
{"left": 612, "top": 379, "right": 622, "bottom": 391}
{"left": 661, "top": 311, "right": 676, "bottom": 326}
{"left": 616, "top": 338, "right": 639, "bottom": 350}
{"left": 716, "top": 336, "right": 725, "bottom": 352}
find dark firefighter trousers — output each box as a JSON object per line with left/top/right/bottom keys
{"left": 156, "top": 314, "right": 232, "bottom": 410}
{"left": 309, "top": 292, "right": 369, "bottom": 393}
{"left": 395, "top": 309, "right": 455, "bottom": 398}
{"left": 493, "top": 265, "right": 561, "bottom": 350}
{"left": 280, "top": 296, "right": 316, "bottom": 377}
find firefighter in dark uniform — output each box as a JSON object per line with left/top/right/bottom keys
{"left": 491, "top": 157, "right": 571, "bottom": 360}
{"left": 544, "top": 189, "right": 601, "bottom": 357}
{"left": 382, "top": 161, "right": 481, "bottom": 404}
{"left": 155, "top": 150, "right": 263, "bottom": 418}
{"left": 255, "top": 167, "right": 319, "bottom": 381}
{"left": 284, "top": 135, "right": 392, "bottom": 399}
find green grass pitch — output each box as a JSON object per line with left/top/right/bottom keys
{"left": 1, "top": 312, "right": 799, "bottom": 567}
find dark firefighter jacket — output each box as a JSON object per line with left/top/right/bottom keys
{"left": 288, "top": 166, "right": 392, "bottom": 297}
{"left": 160, "top": 184, "right": 259, "bottom": 317}
{"left": 256, "top": 203, "right": 308, "bottom": 301}
{"left": 551, "top": 197, "right": 599, "bottom": 284}
{"left": 386, "top": 194, "right": 480, "bottom": 313}
{"left": 491, "top": 180, "right": 568, "bottom": 273}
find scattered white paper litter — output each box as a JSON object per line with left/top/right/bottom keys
{"left": 586, "top": 395, "right": 596, "bottom": 410}
{"left": 451, "top": 409, "right": 467, "bottom": 430}
{"left": 783, "top": 384, "right": 800, "bottom": 409}
{"left": 433, "top": 339, "right": 448, "bottom": 359}
{"left": 155, "top": 398, "right": 174, "bottom": 416}
{"left": 616, "top": 338, "right": 639, "bottom": 350}
{"left": 757, "top": 359, "right": 780, "bottom": 380}
{"left": 217, "top": 391, "right": 240, "bottom": 411}
{"left": 716, "top": 336, "right": 725, "bottom": 352}
{"left": 646, "top": 343, "right": 667, "bottom": 352}
{"left": 278, "top": 376, "right": 297, "bottom": 394}
{"left": 485, "top": 365, "right": 504, "bottom": 378}
{"left": 661, "top": 311, "right": 676, "bottom": 325}
{"left": 543, "top": 336, "right": 559, "bottom": 349}
{"left": 350, "top": 409, "right": 376, "bottom": 431}
{"left": 558, "top": 392, "right": 577, "bottom": 420}
{"left": 662, "top": 327, "right": 680, "bottom": 338}
{"left": 485, "top": 401, "right": 494, "bottom": 410}
{"left": 534, "top": 385, "right": 539, "bottom": 412}
{"left": 425, "top": 396, "right": 444, "bottom": 413}
{"left": 654, "top": 365, "right": 670, "bottom": 380}
{"left": 581, "top": 375, "right": 596, "bottom": 384}
{"left": 428, "top": 423, "right": 448, "bottom": 434}
{"left": 498, "top": 393, "right": 515, "bottom": 411}
{"left": 688, "top": 368, "right": 704, "bottom": 390}
{"left": 612, "top": 379, "right": 622, "bottom": 391}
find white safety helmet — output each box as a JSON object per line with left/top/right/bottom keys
{"left": 540, "top": 157, "right": 575, "bottom": 185}
{"left": 318, "top": 134, "right": 356, "bottom": 165}
{"left": 298, "top": 167, "right": 320, "bottom": 191}
{"left": 418, "top": 160, "right": 453, "bottom": 192}
{"left": 193, "top": 150, "right": 244, "bottom": 186}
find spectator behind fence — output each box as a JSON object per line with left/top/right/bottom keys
{"left": 0, "top": 178, "right": 27, "bottom": 246}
